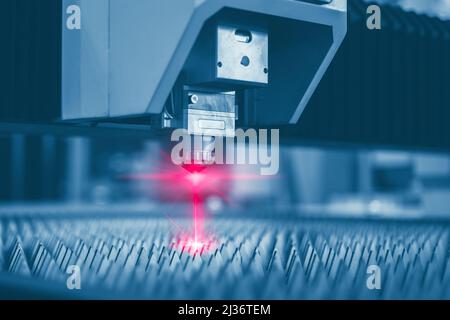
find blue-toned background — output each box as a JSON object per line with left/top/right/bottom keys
{"left": 0, "top": 0, "right": 450, "bottom": 299}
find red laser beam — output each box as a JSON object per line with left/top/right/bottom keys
{"left": 121, "top": 161, "right": 276, "bottom": 255}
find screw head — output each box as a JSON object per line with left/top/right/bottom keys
{"left": 189, "top": 94, "right": 199, "bottom": 104}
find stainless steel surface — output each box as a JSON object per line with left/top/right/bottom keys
{"left": 182, "top": 89, "right": 236, "bottom": 164}
{"left": 216, "top": 25, "right": 269, "bottom": 84}
{"left": 184, "top": 109, "right": 236, "bottom": 137}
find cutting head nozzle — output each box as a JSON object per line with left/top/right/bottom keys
{"left": 182, "top": 164, "right": 207, "bottom": 173}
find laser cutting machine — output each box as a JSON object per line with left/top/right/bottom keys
{"left": 2, "top": 0, "right": 450, "bottom": 300}
{"left": 60, "top": 0, "right": 346, "bottom": 164}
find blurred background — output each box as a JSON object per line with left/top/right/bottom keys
{"left": 1, "top": 135, "right": 449, "bottom": 220}
{"left": 378, "top": 0, "right": 450, "bottom": 19}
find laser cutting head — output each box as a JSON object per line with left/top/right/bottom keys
{"left": 61, "top": 0, "right": 347, "bottom": 166}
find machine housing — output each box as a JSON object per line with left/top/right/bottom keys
{"left": 61, "top": 0, "right": 347, "bottom": 129}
